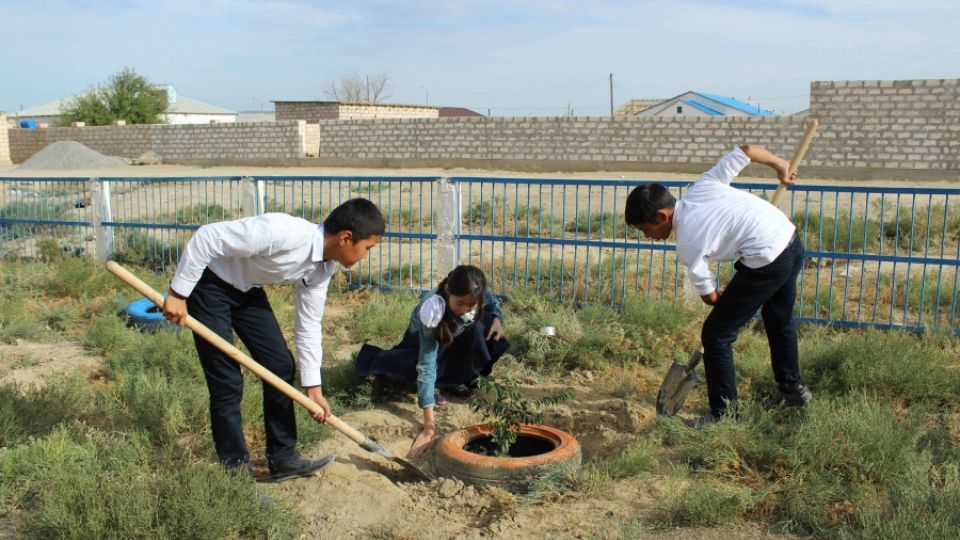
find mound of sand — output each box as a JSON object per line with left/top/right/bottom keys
{"left": 17, "top": 140, "right": 128, "bottom": 171}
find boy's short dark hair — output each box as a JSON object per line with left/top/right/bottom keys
{"left": 624, "top": 184, "right": 676, "bottom": 225}
{"left": 324, "top": 198, "right": 385, "bottom": 240}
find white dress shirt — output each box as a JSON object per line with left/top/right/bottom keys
{"left": 673, "top": 147, "right": 796, "bottom": 296}
{"left": 170, "top": 213, "right": 336, "bottom": 387}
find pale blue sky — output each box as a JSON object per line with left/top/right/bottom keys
{"left": 1, "top": 0, "right": 956, "bottom": 116}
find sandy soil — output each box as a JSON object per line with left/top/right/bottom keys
{"left": 0, "top": 340, "right": 102, "bottom": 391}
{"left": 254, "top": 388, "right": 797, "bottom": 540}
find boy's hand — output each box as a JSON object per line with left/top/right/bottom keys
{"left": 775, "top": 158, "right": 798, "bottom": 185}
{"left": 700, "top": 291, "right": 719, "bottom": 306}
{"left": 305, "top": 386, "right": 330, "bottom": 423}
{"left": 162, "top": 291, "right": 188, "bottom": 326}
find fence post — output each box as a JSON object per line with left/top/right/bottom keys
{"left": 240, "top": 176, "right": 265, "bottom": 217}
{"left": 435, "top": 177, "right": 461, "bottom": 279}
{"left": 91, "top": 177, "right": 114, "bottom": 262}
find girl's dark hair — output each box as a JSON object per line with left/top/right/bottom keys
{"left": 323, "top": 198, "right": 386, "bottom": 240}
{"left": 435, "top": 265, "right": 487, "bottom": 345}
{"left": 624, "top": 183, "right": 676, "bottom": 226}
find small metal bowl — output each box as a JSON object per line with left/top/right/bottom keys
{"left": 539, "top": 326, "right": 556, "bottom": 337}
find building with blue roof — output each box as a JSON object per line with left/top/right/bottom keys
{"left": 631, "top": 91, "right": 777, "bottom": 117}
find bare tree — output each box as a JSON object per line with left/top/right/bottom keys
{"left": 324, "top": 72, "right": 392, "bottom": 103}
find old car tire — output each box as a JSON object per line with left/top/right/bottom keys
{"left": 435, "top": 424, "right": 581, "bottom": 492}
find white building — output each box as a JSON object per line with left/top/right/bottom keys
{"left": 13, "top": 85, "right": 237, "bottom": 126}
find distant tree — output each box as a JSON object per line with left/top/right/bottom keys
{"left": 58, "top": 68, "right": 168, "bottom": 126}
{"left": 324, "top": 72, "right": 392, "bottom": 103}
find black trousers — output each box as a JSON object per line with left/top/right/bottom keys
{"left": 187, "top": 269, "right": 298, "bottom": 467}
{"left": 701, "top": 235, "right": 805, "bottom": 417}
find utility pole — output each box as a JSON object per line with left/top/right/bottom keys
{"left": 609, "top": 73, "right": 614, "bottom": 117}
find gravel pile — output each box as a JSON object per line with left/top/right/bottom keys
{"left": 17, "top": 141, "right": 129, "bottom": 170}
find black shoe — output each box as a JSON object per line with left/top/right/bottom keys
{"left": 268, "top": 454, "right": 336, "bottom": 483}
{"left": 769, "top": 384, "right": 813, "bottom": 408}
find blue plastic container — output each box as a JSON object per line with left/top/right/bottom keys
{"left": 19, "top": 119, "right": 37, "bottom": 128}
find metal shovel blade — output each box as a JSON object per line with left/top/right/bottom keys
{"left": 360, "top": 437, "right": 434, "bottom": 481}
{"left": 655, "top": 348, "right": 703, "bottom": 416}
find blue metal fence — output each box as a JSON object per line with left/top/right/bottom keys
{"left": 1, "top": 175, "right": 957, "bottom": 333}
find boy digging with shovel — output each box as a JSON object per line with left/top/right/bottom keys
{"left": 625, "top": 145, "right": 812, "bottom": 428}
{"left": 162, "top": 198, "right": 385, "bottom": 481}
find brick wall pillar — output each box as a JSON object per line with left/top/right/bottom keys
{"left": 0, "top": 113, "right": 11, "bottom": 164}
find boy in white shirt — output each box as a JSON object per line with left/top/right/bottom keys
{"left": 625, "top": 145, "right": 811, "bottom": 426}
{"left": 162, "top": 198, "right": 384, "bottom": 481}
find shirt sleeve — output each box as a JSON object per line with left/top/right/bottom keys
{"left": 418, "top": 295, "right": 445, "bottom": 328}
{"left": 698, "top": 147, "right": 751, "bottom": 187}
{"left": 413, "top": 315, "right": 440, "bottom": 409}
{"left": 678, "top": 244, "right": 717, "bottom": 296}
{"left": 169, "top": 217, "right": 272, "bottom": 297}
{"left": 295, "top": 278, "right": 329, "bottom": 387}
{"left": 484, "top": 291, "right": 503, "bottom": 320}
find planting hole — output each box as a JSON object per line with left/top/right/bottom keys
{"left": 464, "top": 434, "right": 556, "bottom": 457}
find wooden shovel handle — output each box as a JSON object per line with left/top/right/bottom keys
{"left": 770, "top": 119, "right": 819, "bottom": 207}
{"left": 105, "top": 261, "right": 367, "bottom": 446}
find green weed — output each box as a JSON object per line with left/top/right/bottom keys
{"left": 349, "top": 290, "right": 420, "bottom": 346}
{"left": 565, "top": 211, "right": 639, "bottom": 240}
{"left": 0, "top": 426, "right": 299, "bottom": 539}
{"left": 665, "top": 479, "right": 751, "bottom": 526}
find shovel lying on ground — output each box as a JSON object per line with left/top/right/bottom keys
{"left": 105, "top": 261, "right": 433, "bottom": 482}
{"left": 655, "top": 120, "right": 820, "bottom": 417}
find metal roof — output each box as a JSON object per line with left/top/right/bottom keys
{"left": 695, "top": 91, "right": 775, "bottom": 116}
{"left": 683, "top": 99, "right": 723, "bottom": 116}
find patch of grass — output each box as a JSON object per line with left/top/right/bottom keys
{"left": 564, "top": 211, "right": 639, "bottom": 240}
{"left": 857, "top": 461, "right": 960, "bottom": 539}
{"left": 0, "top": 294, "right": 46, "bottom": 344}
{"left": 0, "top": 200, "right": 68, "bottom": 241}
{"left": 0, "top": 376, "right": 96, "bottom": 447}
{"left": 264, "top": 199, "right": 325, "bottom": 221}
{"left": 466, "top": 195, "right": 505, "bottom": 225}
{"left": 665, "top": 478, "right": 751, "bottom": 526}
{"left": 113, "top": 231, "right": 181, "bottom": 272}
{"left": 348, "top": 291, "right": 420, "bottom": 346}
{"left": 575, "top": 440, "right": 658, "bottom": 493}
{"left": 0, "top": 426, "right": 299, "bottom": 539}
{"left": 877, "top": 271, "right": 960, "bottom": 327}
{"left": 792, "top": 395, "right": 919, "bottom": 488}
{"left": 524, "top": 459, "right": 580, "bottom": 499}
{"left": 793, "top": 209, "right": 880, "bottom": 252}
{"left": 322, "top": 357, "right": 375, "bottom": 412}
{"left": 352, "top": 182, "right": 390, "bottom": 195}
{"left": 358, "top": 263, "right": 424, "bottom": 288}
{"left": 148, "top": 203, "right": 235, "bottom": 226}
{"left": 45, "top": 257, "right": 119, "bottom": 299}
{"left": 802, "top": 330, "right": 960, "bottom": 404}
{"left": 879, "top": 200, "right": 960, "bottom": 251}
{"left": 386, "top": 208, "right": 424, "bottom": 229}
